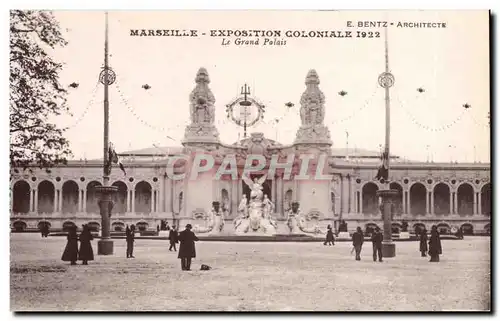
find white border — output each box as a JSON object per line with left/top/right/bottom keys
{"left": 2, "top": 1, "right": 498, "bottom": 319}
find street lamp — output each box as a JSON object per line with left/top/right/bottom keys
{"left": 95, "top": 12, "right": 117, "bottom": 255}
{"left": 376, "top": 27, "right": 398, "bottom": 258}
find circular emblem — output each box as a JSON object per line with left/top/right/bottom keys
{"left": 226, "top": 97, "right": 265, "bottom": 128}
{"left": 378, "top": 72, "right": 395, "bottom": 88}
{"left": 99, "top": 68, "right": 116, "bottom": 85}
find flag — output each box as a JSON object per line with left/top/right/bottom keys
{"left": 108, "top": 143, "right": 126, "bottom": 176}
{"left": 374, "top": 150, "right": 389, "bottom": 181}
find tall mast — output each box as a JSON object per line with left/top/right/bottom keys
{"left": 103, "top": 11, "right": 110, "bottom": 187}
{"left": 384, "top": 26, "right": 391, "bottom": 180}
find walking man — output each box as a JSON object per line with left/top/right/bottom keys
{"left": 169, "top": 226, "right": 178, "bottom": 251}
{"left": 371, "top": 227, "right": 383, "bottom": 262}
{"left": 352, "top": 226, "right": 364, "bottom": 261}
{"left": 126, "top": 224, "right": 135, "bottom": 258}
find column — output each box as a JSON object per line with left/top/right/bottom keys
{"left": 401, "top": 190, "right": 406, "bottom": 215}
{"left": 348, "top": 176, "right": 352, "bottom": 214}
{"left": 82, "top": 189, "right": 87, "bottom": 212}
{"left": 426, "top": 192, "right": 431, "bottom": 215}
{"left": 131, "top": 190, "right": 136, "bottom": 213}
{"left": 276, "top": 175, "right": 283, "bottom": 215}
{"left": 430, "top": 191, "right": 434, "bottom": 215}
{"left": 151, "top": 189, "right": 155, "bottom": 213}
{"left": 294, "top": 179, "right": 299, "bottom": 201}
{"left": 449, "top": 192, "right": 453, "bottom": 214}
{"left": 231, "top": 179, "right": 238, "bottom": 216}
{"left": 53, "top": 190, "right": 58, "bottom": 213}
{"left": 34, "top": 189, "right": 38, "bottom": 213}
{"left": 359, "top": 190, "right": 363, "bottom": 214}
{"left": 473, "top": 192, "right": 478, "bottom": 215}
{"left": 478, "top": 193, "right": 482, "bottom": 215}
{"left": 126, "top": 190, "right": 131, "bottom": 212}
{"left": 407, "top": 191, "right": 411, "bottom": 215}
{"left": 77, "top": 190, "right": 82, "bottom": 212}
{"left": 454, "top": 192, "right": 458, "bottom": 214}
{"left": 164, "top": 178, "right": 172, "bottom": 213}
{"left": 271, "top": 177, "right": 276, "bottom": 208}
{"left": 29, "top": 190, "right": 34, "bottom": 212}
{"left": 58, "top": 190, "right": 63, "bottom": 213}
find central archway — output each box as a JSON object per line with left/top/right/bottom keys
{"left": 433, "top": 183, "right": 450, "bottom": 215}
{"left": 362, "top": 182, "right": 379, "bottom": 215}
{"left": 61, "top": 180, "right": 79, "bottom": 214}
{"left": 410, "top": 183, "right": 426, "bottom": 215}
{"left": 38, "top": 180, "right": 55, "bottom": 213}
{"left": 389, "top": 182, "right": 403, "bottom": 215}
{"left": 457, "top": 183, "right": 474, "bottom": 216}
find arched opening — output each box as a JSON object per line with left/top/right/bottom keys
{"left": 112, "top": 222, "right": 125, "bottom": 232}
{"left": 365, "top": 222, "right": 379, "bottom": 235}
{"left": 433, "top": 183, "right": 451, "bottom": 215}
{"left": 86, "top": 181, "right": 102, "bottom": 214}
{"left": 389, "top": 182, "right": 403, "bottom": 215}
{"left": 38, "top": 180, "right": 55, "bottom": 213}
{"left": 436, "top": 222, "right": 450, "bottom": 235}
{"left": 481, "top": 183, "right": 491, "bottom": 216}
{"left": 37, "top": 221, "right": 51, "bottom": 230}
{"left": 62, "top": 221, "right": 76, "bottom": 232}
{"left": 87, "top": 221, "right": 100, "bottom": 232}
{"left": 12, "top": 221, "right": 27, "bottom": 232}
{"left": 410, "top": 183, "right": 426, "bottom": 215}
{"left": 136, "top": 221, "right": 149, "bottom": 232}
{"left": 12, "top": 180, "right": 31, "bottom": 213}
{"left": 457, "top": 183, "right": 474, "bottom": 216}
{"left": 413, "top": 223, "right": 426, "bottom": 235}
{"left": 112, "top": 181, "right": 128, "bottom": 214}
{"left": 391, "top": 222, "right": 402, "bottom": 234}
{"left": 460, "top": 223, "right": 474, "bottom": 235}
{"left": 362, "top": 182, "right": 379, "bottom": 215}
{"left": 61, "top": 180, "right": 79, "bottom": 214}
{"left": 135, "top": 181, "right": 152, "bottom": 213}
{"left": 221, "top": 188, "right": 230, "bottom": 213}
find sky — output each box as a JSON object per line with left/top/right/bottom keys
{"left": 49, "top": 10, "right": 490, "bottom": 162}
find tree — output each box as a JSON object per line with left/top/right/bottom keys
{"left": 10, "top": 10, "right": 72, "bottom": 169}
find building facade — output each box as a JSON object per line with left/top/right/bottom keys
{"left": 10, "top": 68, "right": 491, "bottom": 235}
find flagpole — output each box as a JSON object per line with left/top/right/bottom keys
{"left": 97, "top": 11, "right": 117, "bottom": 255}
{"left": 376, "top": 26, "right": 397, "bottom": 258}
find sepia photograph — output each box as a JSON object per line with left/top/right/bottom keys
{"left": 8, "top": 7, "right": 492, "bottom": 312}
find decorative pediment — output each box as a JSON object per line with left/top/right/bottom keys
{"left": 192, "top": 209, "right": 207, "bottom": 220}
{"left": 306, "top": 210, "right": 322, "bottom": 221}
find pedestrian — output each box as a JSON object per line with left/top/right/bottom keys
{"left": 352, "top": 226, "right": 364, "bottom": 261}
{"left": 178, "top": 224, "right": 199, "bottom": 271}
{"left": 169, "top": 225, "right": 178, "bottom": 252}
{"left": 324, "top": 224, "right": 335, "bottom": 246}
{"left": 126, "top": 224, "right": 135, "bottom": 258}
{"left": 78, "top": 224, "right": 94, "bottom": 265}
{"left": 419, "top": 228, "right": 428, "bottom": 257}
{"left": 371, "top": 227, "right": 383, "bottom": 262}
{"left": 61, "top": 225, "right": 79, "bottom": 265}
{"left": 157, "top": 225, "right": 160, "bottom": 234}
{"left": 428, "top": 225, "right": 442, "bottom": 262}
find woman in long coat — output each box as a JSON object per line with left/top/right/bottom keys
{"left": 324, "top": 224, "right": 335, "bottom": 246}
{"left": 178, "top": 224, "right": 199, "bottom": 271}
{"left": 78, "top": 224, "right": 94, "bottom": 265}
{"left": 61, "top": 225, "right": 79, "bottom": 265}
{"left": 428, "top": 225, "right": 442, "bottom": 262}
{"left": 419, "top": 228, "right": 428, "bottom": 257}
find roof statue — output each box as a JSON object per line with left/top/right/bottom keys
{"left": 294, "top": 69, "right": 332, "bottom": 147}
{"left": 182, "top": 67, "right": 220, "bottom": 146}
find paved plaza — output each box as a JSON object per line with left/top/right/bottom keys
{"left": 10, "top": 233, "right": 490, "bottom": 311}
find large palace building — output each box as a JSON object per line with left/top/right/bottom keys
{"left": 10, "top": 68, "right": 491, "bottom": 235}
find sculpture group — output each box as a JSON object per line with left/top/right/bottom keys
{"left": 192, "top": 174, "right": 324, "bottom": 236}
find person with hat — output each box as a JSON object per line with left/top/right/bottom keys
{"left": 351, "top": 226, "right": 364, "bottom": 261}
{"left": 324, "top": 224, "right": 335, "bottom": 246}
{"left": 371, "top": 227, "right": 383, "bottom": 262}
{"left": 126, "top": 224, "right": 136, "bottom": 258}
{"left": 177, "top": 223, "right": 199, "bottom": 271}
{"left": 169, "top": 225, "right": 178, "bottom": 252}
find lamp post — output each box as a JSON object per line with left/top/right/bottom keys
{"left": 376, "top": 27, "right": 398, "bottom": 258}
{"left": 96, "top": 12, "right": 118, "bottom": 255}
